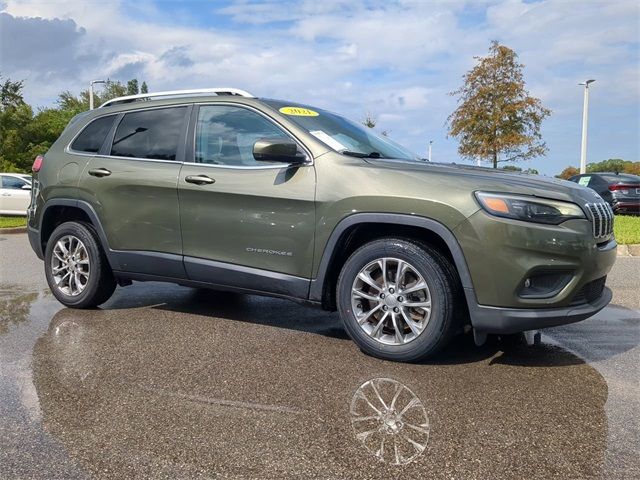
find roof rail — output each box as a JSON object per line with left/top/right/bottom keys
{"left": 99, "top": 88, "right": 255, "bottom": 108}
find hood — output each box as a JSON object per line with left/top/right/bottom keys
{"left": 365, "top": 159, "right": 605, "bottom": 206}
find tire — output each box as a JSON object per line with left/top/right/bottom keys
{"left": 337, "top": 238, "right": 459, "bottom": 362}
{"left": 44, "top": 221, "right": 116, "bottom": 308}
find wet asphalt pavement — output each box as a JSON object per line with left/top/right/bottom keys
{"left": 0, "top": 232, "right": 638, "bottom": 479}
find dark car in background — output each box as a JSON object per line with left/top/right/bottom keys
{"left": 568, "top": 172, "right": 640, "bottom": 215}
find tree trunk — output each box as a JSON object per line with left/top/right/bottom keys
{"left": 492, "top": 150, "right": 498, "bottom": 169}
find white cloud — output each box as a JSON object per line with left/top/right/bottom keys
{"left": 0, "top": 0, "right": 638, "bottom": 173}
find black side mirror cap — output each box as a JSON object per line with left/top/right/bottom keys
{"left": 253, "top": 138, "right": 306, "bottom": 164}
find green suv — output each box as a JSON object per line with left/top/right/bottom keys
{"left": 27, "top": 88, "right": 617, "bottom": 362}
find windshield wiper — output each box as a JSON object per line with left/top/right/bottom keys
{"left": 340, "top": 150, "right": 383, "bottom": 158}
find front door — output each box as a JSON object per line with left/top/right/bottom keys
{"left": 178, "top": 104, "right": 316, "bottom": 297}
{"left": 77, "top": 106, "right": 189, "bottom": 277}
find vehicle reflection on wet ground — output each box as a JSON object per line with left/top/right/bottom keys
{"left": 1, "top": 282, "right": 620, "bottom": 479}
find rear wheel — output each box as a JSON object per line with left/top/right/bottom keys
{"left": 44, "top": 222, "right": 116, "bottom": 308}
{"left": 337, "top": 238, "right": 459, "bottom": 362}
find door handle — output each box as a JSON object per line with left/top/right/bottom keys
{"left": 88, "top": 168, "right": 112, "bottom": 178}
{"left": 185, "top": 175, "right": 215, "bottom": 185}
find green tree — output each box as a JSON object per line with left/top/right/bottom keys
{"left": 586, "top": 158, "right": 640, "bottom": 174}
{"left": 126, "top": 79, "right": 139, "bottom": 95}
{"left": 140, "top": 81, "right": 149, "bottom": 94}
{"left": 0, "top": 75, "right": 34, "bottom": 172}
{"left": 58, "top": 79, "right": 131, "bottom": 113}
{"left": 1, "top": 76, "right": 25, "bottom": 109}
{"left": 557, "top": 160, "right": 640, "bottom": 178}
{"left": 448, "top": 41, "right": 551, "bottom": 168}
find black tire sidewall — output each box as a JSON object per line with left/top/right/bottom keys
{"left": 337, "top": 239, "right": 454, "bottom": 362}
{"left": 44, "top": 222, "right": 110, "bottom": 308}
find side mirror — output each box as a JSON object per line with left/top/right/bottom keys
{"left": 253, "top": 138, "right": 306, "bottom": 164}
{"left": 22, "top": 184, "right": 32, "bottom": 190}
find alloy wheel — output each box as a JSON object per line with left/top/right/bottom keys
{"left": 351, "top": 257, "right": 432, "bottom": 345}
{"left": 50, "top": 235, "right": 90, "bottom": 296}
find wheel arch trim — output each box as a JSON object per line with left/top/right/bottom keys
{"left": 309, "top": 213, "right": 477, "bottom": 305}
{"left": 38, "top": 198, "right": 119, "bottom": 269}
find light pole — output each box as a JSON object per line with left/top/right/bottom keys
{"left": 89, "top": 79, "right": 106, "bottom": 110}
{"left": 579, "top": 79, "right": 595, "bottom": 174}
{"left": 427, "top": 140, "right": 433, "bottom": 162}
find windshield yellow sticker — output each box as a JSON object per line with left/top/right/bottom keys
{"left": 279, "top": 106, "right": 319, "bottom": 117}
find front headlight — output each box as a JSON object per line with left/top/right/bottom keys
{"left": 475, "top": 192, "right": 585, "bottom": 225}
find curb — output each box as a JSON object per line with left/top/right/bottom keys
{"left": 0, "top": 227, "right": 27, "bottom": 234}
{"left": 617, "top": 244, "right": 640, "bottom": 257}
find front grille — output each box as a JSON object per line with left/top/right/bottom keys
{"left": 570, "top": 276, "right": 606, "bottom": 305}
{"left": 586, "top": 202, "right": 614, "bottom": 238}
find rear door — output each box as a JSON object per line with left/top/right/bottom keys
{"left": 77, "top": 105, "right": 189, "bottom": 277}
{"left": 178, "top": 103, "right": 316, "bottom": 295}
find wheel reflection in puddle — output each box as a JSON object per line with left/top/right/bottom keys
{"left": 350, "top": 377, "right": 429, "bottom": 465}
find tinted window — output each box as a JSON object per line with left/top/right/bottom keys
{"left": 195, "top": 105, "right": 290, "bottom": 166}
{"left": 588, "top": 176, "right": 605, "bottom": 187}
{"left": 111, "top": 107, "right": 187, "bottom": 160}
{"left": 71, "top": 115, "right": 116, "bottom": 153}
{"left": 1, "top": 176, "right": 27, "bottom": 189}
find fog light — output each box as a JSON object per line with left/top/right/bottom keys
{"left": 519, "top": 271, "right": 573, "bottom": 299}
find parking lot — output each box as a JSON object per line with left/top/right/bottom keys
{"left": 1, "top": 232, "right": 638, "bottom": 479}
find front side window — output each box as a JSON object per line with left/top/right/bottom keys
{"left": 1, "top": 176, "right": 28, "bottom": 189}
{"left": 111, "top": 107, "right": 187, "bottom": 160}
{"left": 195, "top": 105, "right": 291, "bottom": 166}
{"left": 263, "top": 100, "right": 420, "bottom": 161}
{"left": 70, "top": 115, "right": 116, "bottom": 153}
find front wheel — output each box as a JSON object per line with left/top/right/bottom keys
{"left": 337, "top": 238, "right": 459, "bottom": 362}
{"left": 44, "top": 222, "right": 116, "bottom": 308}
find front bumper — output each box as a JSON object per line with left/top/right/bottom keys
{"left": 469, "top": 287, "right": 612, "bottom": 334}
{"left": 454, "top": 211, "right": 617, "bottom": 308}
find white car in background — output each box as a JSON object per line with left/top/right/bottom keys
{"left": 0, "top": 173, "right": 32, "bottom": 215}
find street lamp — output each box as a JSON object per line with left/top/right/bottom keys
{"left": 427, "top": 140, "right": 433, "bottom": 162}
{"left": 579, "top": 79, "right": 595, "bottom": 174}
{"left": 89, "top": 79, "right": 106, "bottom": 110}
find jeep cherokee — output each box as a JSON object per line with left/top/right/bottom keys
{"left": 27, "top": 88, "right": 617, "bottom": 362}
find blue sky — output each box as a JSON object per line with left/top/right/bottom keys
{"left": 1, "top": 0, "right": 638, "bottom": 175}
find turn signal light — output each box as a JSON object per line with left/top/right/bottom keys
{"left": 32, "top": 155, "right": 44, "bottom": 172}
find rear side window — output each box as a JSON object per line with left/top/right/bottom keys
{"left": 70, "top": 115, "right": 116, "bottom": 153}
{"left": 110, "top": 107, "right": 187, "bottom": 161}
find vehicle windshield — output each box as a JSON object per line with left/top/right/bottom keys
{"left": 264, "top": 100, "right": 420, "bottom": 161}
